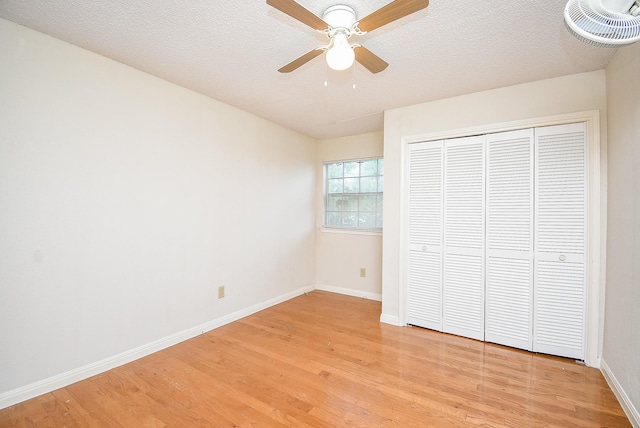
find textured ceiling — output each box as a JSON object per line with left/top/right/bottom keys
{"left": 0, "top": 0, "right": 616, "bottom": 139}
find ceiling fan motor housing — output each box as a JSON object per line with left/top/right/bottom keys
{"left": 322, "top": 5, "right": 357, "bottom": 31}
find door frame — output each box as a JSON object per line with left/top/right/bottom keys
{"left": 399, "top": 110, "right": 603, "bottom": 367}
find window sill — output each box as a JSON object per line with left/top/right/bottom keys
{"left": 319, "top": 227, "right": 383, "bottom": 237}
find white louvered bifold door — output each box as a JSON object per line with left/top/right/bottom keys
{"left": 485, "top": 129, "right": 534, "bottom": 351}
{"left": 407, "top": 141, "right": 444, "bottom": 331}
{"left": 443, "top": 136, "right": 485, "bottom": 341}
{"left": 534, "top": 123, "right": 587, "bottom": 360}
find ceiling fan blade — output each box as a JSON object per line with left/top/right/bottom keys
{"left": 357, "top": 0, "right": 429, "bottom": 32}
{"left": 278, "top": 49, "right": 324, "bottom": 73}
{"left": 266, "top": 0, "right": 328, "bottom": 30}
{"left": 354, "top": 46, "right": 389, "bottom": 74}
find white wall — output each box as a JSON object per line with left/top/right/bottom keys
{"left": 381, "top": 71, "right": 608, "bottom": 328}
{"left": 315, "top": 132, "right": 383, "bottom": 300}
{"left": 0, "top": 18, "right": 316, "bottom": 404}
{"left": 603, "top": 41, "right": 640, "bottom": 423}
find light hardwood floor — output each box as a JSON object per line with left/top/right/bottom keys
{"left": 0, "top": 291, "right": 630, "bottom": 427}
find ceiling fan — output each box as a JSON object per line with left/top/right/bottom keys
{"left": 266, "top": 0, "right": 429, "bottom": 74}
{"left": 564, "top": 0, "right": 640, "bottom": 47}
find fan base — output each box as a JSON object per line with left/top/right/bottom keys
{"left": 322, "top": 5, "right": 357, "bottom": 29}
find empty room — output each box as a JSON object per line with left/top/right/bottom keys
{"left": 1, "top": 0, "right": 639, "bottom": 426}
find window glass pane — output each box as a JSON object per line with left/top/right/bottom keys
{"left": 360, "top": 177, "right": 377, "bottom": 193}
{"left": 327, "top": 195, "right": 342, "bottom": 211}
{"left": 341, "top": 195, "right": 358, "bottom": 211}
{"left": 327, "top": 211, "right": 341, "bottom": 227}
{"left": 376, "top": 212, "right": 383, "bottom": 228}
{"left": 359, "top": 213, "right": 376, "bottom": 228}
{"left": 377, "top": 194, "right": 383, "bottom": 213}
{"left": 343, "top": 161, "right": 360, "bottom": 178}
{"left": 344, "top": 177, "right": 359, "bottom": 193}
{"left": 360, "top": 159, "right": 378, "bottom": 176}
{"left": 359, "top": 194, "right": 377, "bottom": 212}
{"left": 378, "top": 159, "right": 384, "bottom": 175}
{"left": 328, "top": 163, "right": 343, "bottom": 179}
{"left": 378, "top": 176, "right": 384, "bottom": 192}
{"left": 342, "top": 212, "right": 357, "bottom": 227}
{"left": 328, "top": 178, "right": 343, "bottom": 194}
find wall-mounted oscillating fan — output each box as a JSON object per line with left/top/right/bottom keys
{"left": 564, "top": 0, "right": 640, "bottom": 47}
{"left": 266, "top": 0, "right": 429, "bottom": 73}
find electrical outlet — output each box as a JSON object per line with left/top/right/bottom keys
{"left": 218, "top": 286, "right": 225, "bottom": 299}
{"left": 360, "top": 268, "right": 366, "bottom": 278}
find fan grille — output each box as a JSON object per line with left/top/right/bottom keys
{"left": 564, "top": 0, "right": 640, "bottom": 47}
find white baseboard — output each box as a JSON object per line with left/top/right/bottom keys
{"left": 379, "top": 313, "right": 401, "bottom": 326}
{"left": 0, "top": 284, "right": 315, "bottom": 411}
{"left": 314, "top": 284, "right": 382, "bottom": 301}
{"left": 312, "top": 285, "right": 401, "bottom": 326}
{"left": 601, "top": 358, "right": 640, "bottom": 428}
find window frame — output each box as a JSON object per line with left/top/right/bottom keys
{"left": 323, "top": 157, "right": 383, "bottom": 232}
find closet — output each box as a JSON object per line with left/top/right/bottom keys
{"left": 407, "top": 123, "right": 587, "bottom": 360}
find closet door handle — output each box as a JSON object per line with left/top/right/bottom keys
{"left": 559, "top": 254, "right": 566, "bottom": 262}
{"left": 422, "top": 245, "right": 427, "bottom": 252}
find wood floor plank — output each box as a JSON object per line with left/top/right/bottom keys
{"left": 0, "top": 291, "right": 631, "bottom": 427}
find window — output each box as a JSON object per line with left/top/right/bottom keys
{"left": 324, "top": 158, "right": 383, "bottom": 230}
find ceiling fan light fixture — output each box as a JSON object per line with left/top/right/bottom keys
{"left": 326, "top": 32, "right": 355, "bottom": 70}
